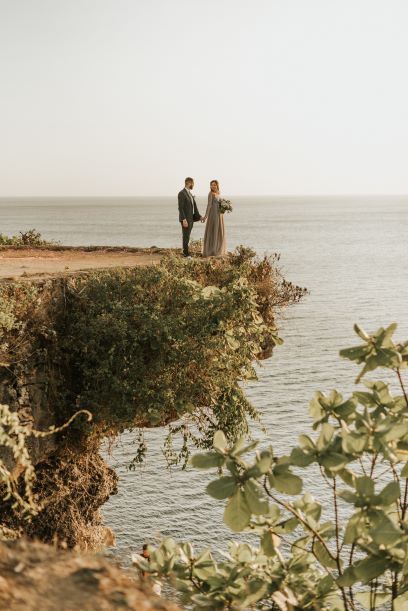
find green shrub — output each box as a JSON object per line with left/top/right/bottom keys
{"left": 138, "top": 323, "right": 408, "bottom": 610}
{"left": 0, "top": 229, "right": 57, "bottom": 246}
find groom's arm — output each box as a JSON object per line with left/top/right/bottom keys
{"left": 193, "top": 198, "right": 202, "bottom": 219}
{"left": 178, "top": 191, "right": 188, "bottom": 223}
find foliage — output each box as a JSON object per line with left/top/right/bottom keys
{"left": 0, "top": 404, "right": 91, "bottom": 524}
{"left": 0, "top": 229, "right": 58, "bottom": 246}
{"left": 57, "top": 248, "right": 305, "bottom": 455}
{"left": 136, "top": 323, "right": 408, "bottom": 610}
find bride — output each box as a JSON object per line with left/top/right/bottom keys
{"left": 202, "top": 180, "right": 227, "bottom": 257}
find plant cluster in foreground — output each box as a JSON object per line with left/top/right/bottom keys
{"left": 136, "top": 323, "right": 408, "bottom": 610}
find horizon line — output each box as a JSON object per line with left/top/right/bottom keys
{"left": 1, "top": 193, "right": 408, "bottom": 199}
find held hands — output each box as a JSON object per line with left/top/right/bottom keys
{"left": 182, "top": 219, "right": 188, "bottom": 228}
{"left": 201, "top": 216, "right": 207, "bottom": 223}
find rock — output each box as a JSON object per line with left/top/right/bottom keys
{"left": 0, "top": 539, "right": 180, "bottom": 611}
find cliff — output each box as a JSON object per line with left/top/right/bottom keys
{"left": 0, "top": 246, "right": 306, "bottom": 547}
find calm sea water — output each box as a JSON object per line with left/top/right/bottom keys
{"left": 1, "top": 195, "right": 408, "bottom": 559}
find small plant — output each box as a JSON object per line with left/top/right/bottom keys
{"left": 0, "top": 229, "right": 58, "bottom": 246}
{"left": 137, "top": 323, "right": 408, "bottom": 610}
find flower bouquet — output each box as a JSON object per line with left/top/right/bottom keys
{"left": 218, "top": 199, "right": 233, "bottom": 214}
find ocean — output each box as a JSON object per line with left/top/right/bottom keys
{"left": 1, "top": 195, "right": 407, "bottom": 560}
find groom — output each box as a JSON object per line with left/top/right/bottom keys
{"left": 178, "top": 177, "right": 202, "bottom": 257}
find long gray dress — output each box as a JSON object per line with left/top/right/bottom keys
{"left": 202, "top": 192, "right": 227, "bottom": 257}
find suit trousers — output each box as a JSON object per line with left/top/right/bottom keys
{"left": 181, "top": 221, "right": 193, "bottom": 256}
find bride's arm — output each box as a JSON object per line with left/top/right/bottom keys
{"left": 204, "top": 192, "right": 213, "bottom": 219}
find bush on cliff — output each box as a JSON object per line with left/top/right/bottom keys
{"left": 58, "top": 248, "right": 305, "bottom": 449}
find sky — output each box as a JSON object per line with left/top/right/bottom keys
{"left": 1, "top": 0, "right": 408, "bottom": 196}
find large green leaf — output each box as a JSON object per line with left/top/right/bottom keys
{"left": 223, "top": 488, "right": 251, "bottom": 532}
{"left": 354, "top": 555, "right": 389, "bottom": 584}
{"left": 243, "top": 480, "right": 269, "bottom": 515}
{"left": 341, "top": 432, "right": 367, "bottom": 455}
{"left": 355, "top": 476, "right": 375, "bottom": 498}
{"left": 316, "top": 423, "right": 335, "bottom": 451}
{"left": 241, "top": 581, "right": 268, "bottom": 608}
{"left": 290, "top": 447, "right": 315, "bottom": 467}
{"left": 313, "top": 540, "right": 337, "bottom": 569}
{"left": 369, "top": 511, "right": 402, "bottom": 546}
{"left": 190, "top": 451, "right": 225, "bottom": 469}
{"left": 206, "top": 476, "right": 237, "bottom": 500}
{"left": 337, "top": 566, "right": 358, "bottom": 587}
{"left": 269, "top": 470, "right": 302, "bottom": 495}
{"left": 375, "top": 481, "right": 400, "bottom": 506}
{"left": 261, "top": 530, "right": 278, "bottom": 557}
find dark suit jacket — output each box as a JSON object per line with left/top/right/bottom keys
{"left": 178, "top": 189, "right": 201, "bottom": 223}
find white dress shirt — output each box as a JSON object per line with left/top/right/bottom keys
{"left": 185, "top": 188, "right": 195, "bottom": 213}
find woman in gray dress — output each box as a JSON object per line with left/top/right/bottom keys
{"left": 202, "top": 180, "right": 227, "bottom": 257}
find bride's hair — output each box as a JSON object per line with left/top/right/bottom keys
{"left": 210, "top": 180, "right": 220, "bottom": 193}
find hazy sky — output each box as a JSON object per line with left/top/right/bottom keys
{"left": 1, "top": 0, "right": 408, "bottom": 195}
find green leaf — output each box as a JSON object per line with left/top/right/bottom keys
{"left": 269, "top": 471, "right": 302, "bottom": 495}
{"left": 370, "top": 511, "right": 402, "bottom": 546}
{"left": 246, "top": 451, "right": 273, "bottom": 478}
{"left": 206, "top": 476, "right": 237, "bottom": 500}
{"left": 243, "top": 480, "right": 269, "bottom": 515}
{"left": 354, "top": 324, "right": 370, "bottom": 341}
{"left": 190, "top": 451, "right": 225, "bottom": 469}
{"left": 375, "top": 481, "right": 400, "bottom": 506}
{"left": 261, "top": 530, "right": 278, "bottom": 557}
{"left": 341, "top": 432, "right": 367, "bottom": 455}
{"left": 223, "top": 488, "right": 251, "bottom": 532}
{"left": 339, "top": 345, "right": 368, "bottom": 363}
{"left": 316, "top": 423, "right": 335, "bottom": 451}
{"left": 355, "top": 476, "right": 375, "bottom": 498}
{"left": 230, "top": 437, "right": 259, "bottom": 457}
{"left": 401, "top": 462, "right": 408, "bottom": 478}
{"left": 313, "top": 540, "right": 337, "bottom": 569}
{"left": 298, "top": 434, "right": 315, "bottom": 450}
{"left": 337, "top": 566, "right": 358, "bottom": 587}
{"left": 213, "top": 430, "right": 227, "bottom": 451}
{"left": 240, "top": 581, "right": 268, "bottom": 608}
{"left": 290, "top": 447, "right": 315, "bottom": 467}
{"left": 320, "top": 452, "right": 349, "bottom": 472}
{"left": 354, "top": 555, "right": 389, "bottom": 584}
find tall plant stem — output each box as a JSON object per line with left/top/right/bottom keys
{"left": 263, "top": 480, "right": 351, "bottom": 611}
{"left": 396, "top": 369, "right": 408, "bottom": 407}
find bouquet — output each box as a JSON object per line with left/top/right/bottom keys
{"left": 218, "top": 198, "right": 233, "bottom": 214}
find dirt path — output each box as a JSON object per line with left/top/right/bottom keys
{"left": 0, "top": 247, "right": 164, "bottom": 280}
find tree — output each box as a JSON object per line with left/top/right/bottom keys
{"left": 136, "top": 323, "right": 408, "bottom": 610}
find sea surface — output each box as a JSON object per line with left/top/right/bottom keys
{"left": 1, "top": 195, "right": 408, "bottom": 561}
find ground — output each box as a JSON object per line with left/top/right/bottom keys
{"left": 0, "top": 539, "right": 180, "bottom": 611}
{"left": 0, "top": 247, "right": 164, "bottom": 280}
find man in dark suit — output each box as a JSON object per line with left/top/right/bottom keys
{"left": 178, "top": 177, "right": 202, "bottom": 257}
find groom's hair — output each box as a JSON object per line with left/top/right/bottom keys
{"left": 185, "top": 177, "right": 193, "bottom": 185}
